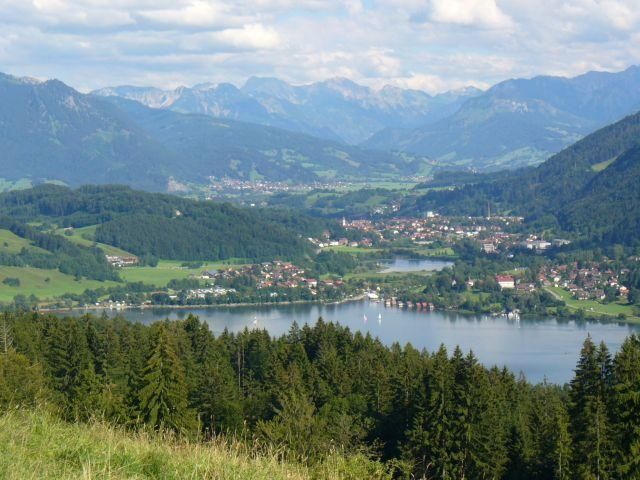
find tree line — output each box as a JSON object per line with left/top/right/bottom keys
{"left": 1, "top": 311, "right": 639, "bottom": 479}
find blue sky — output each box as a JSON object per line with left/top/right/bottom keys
{"left": 1, "top": 0, "right": 639, "bottom": 93}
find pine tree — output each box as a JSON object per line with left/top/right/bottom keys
{"left": 569, "top": 337, "right": 614, "bottom": 479}
{"left": 403, "top": 344, "right": 452, "bottom": 478}
{"left": 527, "top": 383, "right": 572, "bottom": 479}
{"left": 138, "top": 324, "right": 193, "bottom": 433}
{"left": 612, "top": 334, "right": 640, "bottom": 477}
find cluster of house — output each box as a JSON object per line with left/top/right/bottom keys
{"left": 311, "top": 234, "right": 373, "bottom": 249}
{"left": 338, "top": 215, "right": 519, "bottom": 246}
{"left": 201, "top": 261, "right": 343, "bottom": 291}
{"left": 384, "top": 297, "right": 436, "bottom": 310}
{"left": 539, "top": 262, "right": 630, "bottom": 301}
{"left": 204, "top": 178, "right": 355, "bottom": 196}
{"left": 183, "top": 286, "right": 236, "bottom": 300}
{"left": 105, "top": 255, "right": 139, "bottom": 267}
{"left": 481, "top": 235, "right": 571, "bottom": 254}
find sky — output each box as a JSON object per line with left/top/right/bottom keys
{"left": 1, "top": 0, "right": 639, "bottom": 93}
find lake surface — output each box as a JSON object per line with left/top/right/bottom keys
{"left": 65, "top": 300, "right": 640, "bottom": 384}
{"left": 380, "top": 258, "right": 454, "bottom": 273}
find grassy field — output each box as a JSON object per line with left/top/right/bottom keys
{"left": 0, "top": 178, "right": 32, "bottom": 192}
{"left": 54, "top": 225, "right": 134, "bottom": 257}
{"left": 0, "top": 410, "right": 390, "bottom": 480}
{"left": 323, "top": 245, "right": 382, "bottom": 255}
{"left": 413, "top": 247, "right": 456, "bottom": 257}
{"left": 0, "top": 266, "right": 117, "bottom": 303}
{"left": 120, "top": 260, "right": 246, "bottom": 287}
{"left": 546, "top": 286, "right": 639, "bottom": 321}
{"left": 0, "top": 229, "right": 47, "bottom": 254}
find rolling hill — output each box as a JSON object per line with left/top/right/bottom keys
{"left": 104, "top": 96, "right": 426, "bottom": 183}
{"left": 366, "top": 66, "right": 640, "bottom": 170}
{"left": 408, "top": 110, "right": 640, "bottom": 245}
{"left": 0, "top": 184, "right": 338, "bottom": 262}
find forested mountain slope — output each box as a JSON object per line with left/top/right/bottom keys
{"left": 409, "top": 111, "right": 640, "bottom": 245}
{"left": 0, "top": 73, "right": 177, "bottom": 190}
{"left": 0, "top": 185, "right": 335, "bottom": 261}
{"left": 106, "top": 97, "right": 423, "bottom": 183}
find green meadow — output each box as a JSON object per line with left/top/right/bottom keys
{"left": 0, "top": 266, "right": 117, "bottom": 303}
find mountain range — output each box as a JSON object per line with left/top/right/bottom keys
{"left": 95, "top": 66, "right": 640, "bottom": 171}
{"left": 2, "top": 66, "right": 640, "bottom": 192}
{"left": 366, "top": 66, "right": 640, "bottom": 170}
{"left": 0, "top": 73, "right": 424, "bottom": 190}
{"left": 94, "top": 78, "right": 481, "bottom": 145}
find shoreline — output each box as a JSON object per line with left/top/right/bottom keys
{"left": 39, "top": 294, "right": 368, "bottom": 314}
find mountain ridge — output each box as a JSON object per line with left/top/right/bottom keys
{"left": 93, "top": 77, "right": 482, "bottom": 144}
{"left": 0, "top": 73, "right": 426, "bottom": 189}
{"left": 365, "top": 65, "right": 640, "bottom": 170}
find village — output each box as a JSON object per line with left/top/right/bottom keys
{"left": 200, "top": 261, "right": 343, "bottom": 291}
{"left": 539, "top": 260, "right": 631, "bottom": 302}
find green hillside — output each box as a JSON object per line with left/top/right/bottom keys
{"left": 0, "top": 228, "right": 45, "bottom": 254}
{"left": 0, "top": 184, "right": 338, "bottom": 262}
{"left": 409, "top": 111, "right": 640, "bottom": 245}
{"left": 54, "top": 225, "right": 135, "bottom": 257}
{"left": 0, "top": 266, "right": 117, "bottom": 303}
{"left": 0, "top": 74, "right": 177, "bottom": 190}
{"left": 0, "top": 410, "right": 387, "bottom": 480}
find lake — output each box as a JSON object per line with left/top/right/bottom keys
{"left": 380, "top": 257, "right": 454, "bottom": 273}
{"left": 65, "top": 300, "right": 640, "bottom": 384}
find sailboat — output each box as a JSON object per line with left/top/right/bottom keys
{"left": 378, "top": 313, "right": 382, "bottom": 324}
{"left": 363, "top": 314, "right": 368, "bottom": 324}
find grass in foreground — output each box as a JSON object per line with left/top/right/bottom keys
{"left": 0, "top": 409, "right": 390, "bottom": 480}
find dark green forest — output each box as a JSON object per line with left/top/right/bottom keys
{"left": 2, "top": 311, "right": 640, "bottom": 479}
{"left": 0, "top": 184, "right": 341, "bottom": 262}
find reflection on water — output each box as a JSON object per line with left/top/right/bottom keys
{"left": 380, "top": 258, "right": 454, "bottom": 273}
{"left": 60, "top": 300, "right": 640, "bottom": 384}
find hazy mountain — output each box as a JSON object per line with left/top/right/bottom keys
{"left": 366, "top": 66, "right": 640, "bottom": 170}
{"left": 94, "top": 78, "right": 482, "bottom": 144}
{"left": 0, "top": 73, "right": 425, "bottom": 189}
{"left": 409, "top": 110, "right": 640, "bottom": 245}
{"left": 0, "top": 73, "right": 177, "bottom": 190}
{"left": 105, "top": 96, "right": 425, "bottom": 183}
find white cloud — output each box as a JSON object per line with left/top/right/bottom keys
{"left": 213, "top": 24, "right": 281, "bottom": 50}
{"left": 0, "top": 0, "right": 639, "bottom": 92}
{"left": 428, "top": 0, "right": 513, "bottom": 29}
{"left": 137, "top": 1, "right": 240, "bottom": 28}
